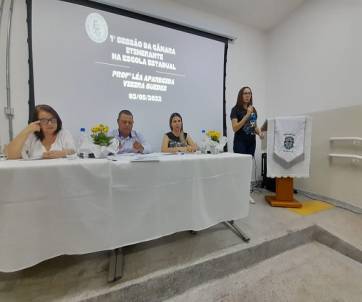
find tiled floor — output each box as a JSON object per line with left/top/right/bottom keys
{"left": 166, "top": 242, "right": 362, "bottom": 302}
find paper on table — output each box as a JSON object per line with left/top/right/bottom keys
{"left": 131, "top": 154, "right": 160, "bottom": 162}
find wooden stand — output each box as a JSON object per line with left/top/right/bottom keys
{"left": 265, "top": 177, "right": 302, "bottom": 208}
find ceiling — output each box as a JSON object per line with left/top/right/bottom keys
{"left": 169, "top": 0, "right": 305, "bottom": 30}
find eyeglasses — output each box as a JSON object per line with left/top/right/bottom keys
{"left": 243, "top": 92, "right": 252, "bottom": 95}
{"left": 39, "top": 118, "right": 57, "bottom": 125}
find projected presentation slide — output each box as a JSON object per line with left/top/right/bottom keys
{"left": 30, "top": 0, "right": 226, "bottom": 149}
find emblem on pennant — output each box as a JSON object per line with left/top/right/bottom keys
{"left": 284, "top": 136, "right": 294, "bottom": 150}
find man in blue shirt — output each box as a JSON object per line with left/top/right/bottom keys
{"left": 111, "top": 110, "right": 152, "bottom": 154}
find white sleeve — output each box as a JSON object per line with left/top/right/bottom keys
{"left": 60, "top": 129, "right": 76, "bottom": 150}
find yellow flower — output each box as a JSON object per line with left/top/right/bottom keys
{"left": 91, "top": 123, "right": 113, "bottom": 146}
{"left": 207, "top": 130, "right": 221, "bottom": 142}
{"left": 207, "top": 130, "right": 220, "bottom": 138}
{"left": 91, "top": 123, "right": 110, "bottom": 134}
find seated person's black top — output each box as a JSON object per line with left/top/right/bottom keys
{"left": 166, "top": 132, "right": 188, "bottom": 148}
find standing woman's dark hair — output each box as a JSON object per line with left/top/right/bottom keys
{"left": 32, "top": 104, "right": 62, "bottom": 141}
{"left": 236, "top": 86, "right": 253, "bottom": 108}
{"left": 236, "top": 86, "right": 257, "bottom": 116}
{"left": 230, "top": 86, "right": 263, "bottom": 156}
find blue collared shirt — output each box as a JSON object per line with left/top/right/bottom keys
{"left": 110, "top": 129, "right": 152, "bottom": 154}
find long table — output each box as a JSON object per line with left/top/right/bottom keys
{"left": 0, "top": 153, "right": 252, "bottom": 272}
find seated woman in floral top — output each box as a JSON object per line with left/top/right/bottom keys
{"left": 161, "top": 112, "right": 197, "bottom": 153}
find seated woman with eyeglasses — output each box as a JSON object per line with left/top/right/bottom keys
{"left": 161, "top": 112, "right": 197, "bottom": 153}
{"left": 6, "top": 104, "right": 76, "bottom": 159}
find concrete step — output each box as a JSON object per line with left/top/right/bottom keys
{"left": 81, "top": 225, "right": 362, "bottom": 302}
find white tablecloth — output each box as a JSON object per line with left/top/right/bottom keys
{"left": 0, "top": 153, "right": 252, "bottom": 272}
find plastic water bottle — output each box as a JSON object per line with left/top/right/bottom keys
{"left": 77, "top": 128, "right": 90, "bottom": 158}
{"left": 200, "top": 130, "right": 210, "bottom": 154}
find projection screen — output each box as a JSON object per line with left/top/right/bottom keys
{"left": 27, "top": 0, "right": 229, "bottom": 150}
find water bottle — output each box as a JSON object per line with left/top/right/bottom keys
{"left": 77, "top": 128, "right": 89, "bottom": 158}
{"left": 200, "top": 130, "right": 210, "bottom": 154}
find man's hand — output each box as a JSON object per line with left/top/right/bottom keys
{"left": 133, "top": 141, "right": 144, "bottom": 153}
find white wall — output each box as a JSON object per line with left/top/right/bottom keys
{"left": 0, "top": 0, "right": 267, "bottom": 177}
{"left": 266, "top": 0, "right": 362, "bottom": 116}
{"left": 266, "top": 0, "right": 362, "bottom": 207}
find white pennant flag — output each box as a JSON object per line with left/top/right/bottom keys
{"left": 273, "top": 116, "right": 306, "bottom": 165}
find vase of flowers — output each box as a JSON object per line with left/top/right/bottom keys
{"left": 205, "top": 130, "right": 227, "bottom": 154}
{"left": 91, "top": 124, "right": 113, "bottom": 146}
{"left": 90, "top": 124, "right": 117, "bottom": 158}
{"left": 205, "top": 130, "right": 220, "bottom": 154}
